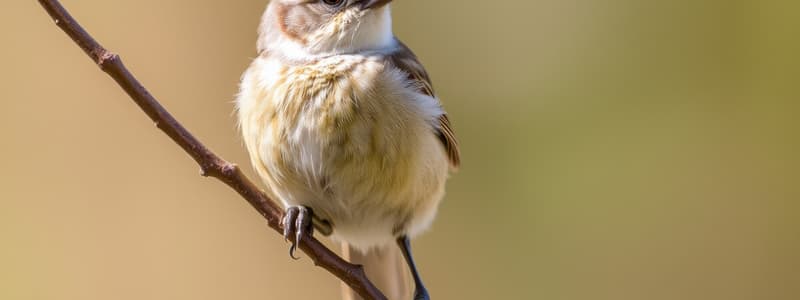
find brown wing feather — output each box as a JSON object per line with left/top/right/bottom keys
{"left": 387, "top": 40, "right": 461, "bottom": 168}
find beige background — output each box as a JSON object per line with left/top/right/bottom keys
{"left": 2, "top": 0, "right": 799, "bottom": 299}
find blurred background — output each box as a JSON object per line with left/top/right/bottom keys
{"left": 2, "top": 0, "right": 798, "bottom": 299}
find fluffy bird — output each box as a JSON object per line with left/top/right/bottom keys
{"left": 236, "top": 0, "right": 459, "bottom": 299}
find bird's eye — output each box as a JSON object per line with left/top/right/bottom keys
{"left": 321, "top": 0, "right": 346, "bottom": 7}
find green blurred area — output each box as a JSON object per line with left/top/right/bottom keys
{"left": 1, "top": 1, "right": 798, "bottom": 299}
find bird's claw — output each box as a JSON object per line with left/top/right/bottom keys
{"left": 282, "top": 206, "right": 314, "bottom": 260}
{"left": 414, "top": 288, "right": 431, "bottom": 300}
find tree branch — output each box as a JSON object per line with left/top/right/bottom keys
{"left": 36, "top": 1, "right": 386, "bottom": 299}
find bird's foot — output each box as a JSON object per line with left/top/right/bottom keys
{"left": 282, "top": 206, "right": 314, "bottom": 259}
{"left": 414, "top": 287, "right": 430, "bottom": 300}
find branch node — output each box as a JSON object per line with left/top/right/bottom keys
{"left": 96, "top": 50, "right": 118, "bottom": 69}
{"left": 220, "top": 162, "right": 238, "bottom": 177}
{"left": 199, "top": 165, "right": 211, "bottom": 177}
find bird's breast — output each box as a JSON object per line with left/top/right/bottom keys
{"left": 237, "top": 54, "right": 449, "bottom": 248}
{"left": 239, "top": 54, "right": 417, "bottom": 195}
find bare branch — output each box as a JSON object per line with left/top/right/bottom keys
{"left": 36, "top": 0, "right": 386, "bottom": 299}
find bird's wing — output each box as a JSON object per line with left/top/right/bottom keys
{"left": 387, "top": 41, "right": 461, "bottom": 168}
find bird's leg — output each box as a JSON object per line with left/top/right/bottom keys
{"left": 397, "top": 236, "right": 430, "bottom": 300}
{"left": 282, "top": 206, "right": 314, "bottom": 259}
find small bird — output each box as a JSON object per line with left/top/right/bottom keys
{"left": 236, "top": 1, "right": 459, "bottom": 299}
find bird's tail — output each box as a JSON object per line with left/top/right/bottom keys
{"left": 341, "top": 242, "right": 412, "bottom": 300}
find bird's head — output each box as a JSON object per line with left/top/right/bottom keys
{"left": 258, "top": 0, "right": 395, "bottom": 58}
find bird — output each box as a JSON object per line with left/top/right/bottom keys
{"left": 236, "top": 1, "right": 459, "bottom": 299}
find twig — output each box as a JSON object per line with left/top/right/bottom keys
{"left": 36, "top": 0, "right": 387, "bottom": 299}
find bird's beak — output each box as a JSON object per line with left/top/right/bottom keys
{"left": 361, "top": 0, "right": 392, "bottom": 10}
